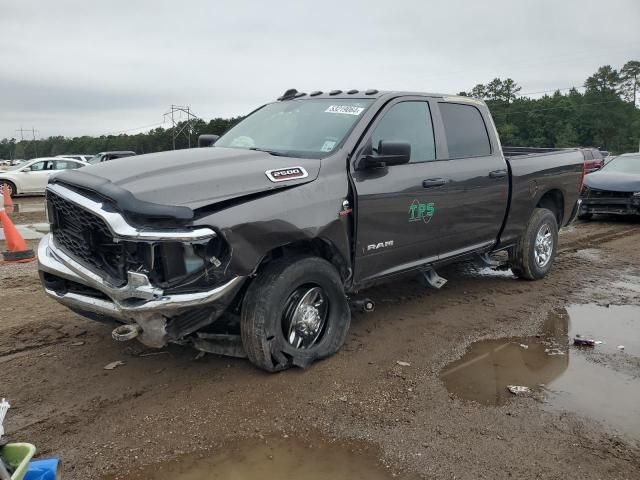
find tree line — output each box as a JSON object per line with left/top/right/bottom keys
{"left": 0, "top": 117, "right": 244, "bottom": 161}
{"left": 1, "top": 60, "right": 638, "bottom": 160}
{"left": 459, "top": 60, "right": 639, "bottom": 152}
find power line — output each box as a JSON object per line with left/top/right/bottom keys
{"left": 104, "top": 121, "right": 166, "bottom": 136}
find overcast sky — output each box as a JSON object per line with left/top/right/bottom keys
{"left": 1, "top": 0, "right": 638, "bottom": 140}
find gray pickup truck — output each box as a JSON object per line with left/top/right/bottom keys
{"left": 38, "top": 89, "right": 584, "bottom": 371}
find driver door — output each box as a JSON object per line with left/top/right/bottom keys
{"left": 351, "top": 99, "right": 448, "bottom": 283}
{"left": 21, "top": 160, "right": 55, "bottom": 192}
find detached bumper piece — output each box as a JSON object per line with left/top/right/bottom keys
{"left": 580, "top": 188, "right": 640, "bottom": 216}
{"left": 38, "top": 183, "right": 246, "bottom": 349}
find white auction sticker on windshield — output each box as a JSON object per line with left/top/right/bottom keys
{"left": 321, "top": 140, "right": 337, "bottom": 152}
{"left": 325, "top": 105, "right": 365, "bottom": 115}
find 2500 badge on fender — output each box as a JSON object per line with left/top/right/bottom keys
{"left": 265, "top": 166, "right": 309, "bottom": 182}
{"left": 38, "top": 88, "right": 583, "bottom": 372}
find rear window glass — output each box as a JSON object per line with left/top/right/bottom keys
{"left": 583, "top": 150, "right": 593, "bottom": 160}
{"left": 439, "top": 103, "right": 491, "bottom": 158}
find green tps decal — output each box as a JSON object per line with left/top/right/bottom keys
{"left": 409, "top": 199, "right": 435, "bottom": 224}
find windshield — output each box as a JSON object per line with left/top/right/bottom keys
{"left": 602, "top": 155, "right": 640, "bottom": 174}
{"left": 87, "top": 155, "right": 101, "bottom": 165}
{"left": 215, "top": 99, "right": 374, "bottom": 158}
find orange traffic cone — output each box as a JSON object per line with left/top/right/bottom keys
{"left": 1, "top": 185, "right": 13, "bottom": 213}
{"left": 0, "top": 209, "right": 36, "bottom": 264}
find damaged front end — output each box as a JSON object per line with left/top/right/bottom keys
{"left": 38, "top": 183, "right": 246, "bottom": 353}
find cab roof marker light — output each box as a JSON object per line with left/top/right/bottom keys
{"left": 329, "top": 90, "right": 342, "bottom": 95}
{"left": 277, "top": 88, "right": 299, "bottom": 101}
{"left": 347, "top": 89, "right": 359, "bottom": 94}
{"left": 365, "top": 89, "right": 379, "bottom": 95}
{"left": 309, "top": 91, "right": 323, "bottom": 96}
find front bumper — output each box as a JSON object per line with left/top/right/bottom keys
{"left": 38, "top": 233, "right": 245, "bottom": 337}
{"left": 579, "top": 197, "right": 640, "bottom": 216}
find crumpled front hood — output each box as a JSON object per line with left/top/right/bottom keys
{"left": 53, "top": 147, "right": 320, "bottom": 210}
{"left": 584, "top": 171, "right": 640, "bottom": 193}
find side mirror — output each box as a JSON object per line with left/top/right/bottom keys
{"left": 363, "top": 141, "right": 411, "bottom": 169}
{"left": 198, "top": 134, "right": 220, "bottom": 148}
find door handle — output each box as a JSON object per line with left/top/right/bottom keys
{"left": 489, "top": 169, "right": 508, "bottom": 179}
{"left": 422, "top": 178, "right": 448, "bottom": 188}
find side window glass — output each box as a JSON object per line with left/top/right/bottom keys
{"left": 29, "top": 161, "right": 46, "bottom": 171}
{"left": 54, "top": 161, "right": 78, "bottom": 170}
{"left": 439, "top": 103, "right": 491, "bottom": 158}
{"left": 370, "top": 101, "right": 436, "bottom": 163}
{"left": 583, "top": 150, "right": 593, "bottom": 160}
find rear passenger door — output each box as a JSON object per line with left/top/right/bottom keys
{"left": 434, "top": 101, "right": 509, "bottom": 257}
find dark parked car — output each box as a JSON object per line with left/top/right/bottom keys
{"left": 38, "top": 89, "right": 583, "bottom": 372}
{"left": 579, "top": 152, "right": 640, "bottom": 219}
{"left": 87, "top": 151, "right": 136, "bottom": 164}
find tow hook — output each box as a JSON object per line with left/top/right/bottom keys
{"left": 112, "top": 324, "right": 142, "bottom": 341}
{"left": 350, "top": 298, "right": 375, "bottom": 313}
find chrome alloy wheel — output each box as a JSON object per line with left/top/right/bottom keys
{"left": 282, "top": 286, "right": 329, "bottom": 349}
{"left": 534, "top": 224, "right": 553, "bottom": 267}
{"left": 0, "top": 182, "right": 13, "bottom": 196}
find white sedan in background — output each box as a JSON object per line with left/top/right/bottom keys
{"left": 0, "top": 157, "right": 87, "bottom": 196}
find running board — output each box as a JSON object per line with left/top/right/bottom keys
{"left": 478, "top": 253, "right": 501, "bottom": 268}
{"left": 422, "top": 269, "right": 447, "bottom": 289}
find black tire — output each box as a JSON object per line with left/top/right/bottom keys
{"left": 511, "top": 208, "right": 559, "bottom": 280}
{"left": 578, "top": 212, "right": 592, "bottom": 221}
{"left": 241, "top": 256, "right": 350, "bottom": 372}
{"left": 0, "top": 180, "right": 16, "bottom": 197}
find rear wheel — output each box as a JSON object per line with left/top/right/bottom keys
{"left": 511, "top": 208, "right": 559, "bottom": 280}
{"left": 0, "top": 180, "right": 16, "bottom": 197}
{"left": 241, "top": 256, "right": 350, "bottom": 372}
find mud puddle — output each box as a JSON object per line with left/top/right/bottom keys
{"left": 441, "top": 304, "right": 640, "bottom": 439}
{"left": 110, "top": 436, "right": 397, "bottom": 480}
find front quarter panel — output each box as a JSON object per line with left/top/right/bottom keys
{"left": 195, "top": 157, "right": 352, "bottom": 280}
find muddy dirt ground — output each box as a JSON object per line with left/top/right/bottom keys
{"left": 1, "top": 198, "right": 639, "bottom": 479}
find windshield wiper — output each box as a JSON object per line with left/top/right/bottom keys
{"left": 248, "top": 147, "right": 288, "bottom": 157}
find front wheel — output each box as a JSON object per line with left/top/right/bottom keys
{"left": 241, "top": 256, "right": 351, "bottom": 372}
{"left": 511, "top": 208, "right": 559, "bottom": 280}
{"left": 0, "top": 180, "right": 16, "bottom": 197}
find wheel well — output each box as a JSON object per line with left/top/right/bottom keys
{"left": 537, "top": 189, "right": 564, "bottom": 225}
{"left": 259, "top": 239, "right": 351, "bottom": 283}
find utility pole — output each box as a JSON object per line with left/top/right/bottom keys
{"left": 15, "top": 127, "right": 38, "bottom": 158}
{"left": 163, "top": 105, "right": 198, "bottom": 150}
{"left": 31, "top": 127, "right": 39, "bottom": 157}
{"left": 15, "top": 127, "right": 27, "bottom": 141}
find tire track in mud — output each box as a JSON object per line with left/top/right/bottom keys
{"left": 559, "top": 225, "right": 638, "bottom": 254}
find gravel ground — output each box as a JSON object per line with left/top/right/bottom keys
{"left": 1, "top": 215, "right": 639, "bottom": 479}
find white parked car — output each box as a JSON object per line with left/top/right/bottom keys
{"left": 0, "top": 157, "right": 87, "bottom": 196}
{"left": 56, "top": 154, "right": 94, "bottom": 163}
